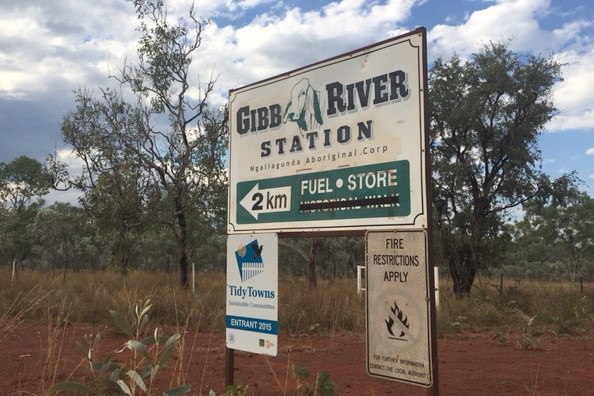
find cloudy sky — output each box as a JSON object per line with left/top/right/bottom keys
{"left": 1, "top": 0, "right": 593, "bottom": 203}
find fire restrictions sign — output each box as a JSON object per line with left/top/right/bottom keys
{"left": 227, "top": 28, "right": 428, "bottom": 233}
{"left": 366, "top": 230, "right": 433, "bottom": 386}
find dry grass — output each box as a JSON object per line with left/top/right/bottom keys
{"left": 1, "top": 269, "right": 593, "bottom": 394}
{"left": 437, "top": 276, "right": 594, "bottom": 338}
{"left": 1, "top": 269, "right": 593, "bottom": 338}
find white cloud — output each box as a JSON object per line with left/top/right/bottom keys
{"left": 192, "top": 0, "right": 418, "bottom": 103}
{"left": 547, "top": 48, "right": 594, "bottom": 131}
{"left": 0, "top": 1, "right": 138, "bottom": 100}
{"left": 586, "top": 148, "right": 594, "bottom": 156}
{"left": 428, "top": 0, "right": 556, "bottom": 59}
{"left": 424, "top": 0, "right": 594, "bottom": 135}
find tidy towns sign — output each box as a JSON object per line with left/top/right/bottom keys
{"left": 227, "top": 28, "right": 429, "bottom": 233}
{"left": 226, "top": 233, "right": 278, "bottom": 356}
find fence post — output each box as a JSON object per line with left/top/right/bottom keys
{"left": 192, "top": 262, "right": 195, "bottom": 294}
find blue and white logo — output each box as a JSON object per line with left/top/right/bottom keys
{"left": 235, "top": 239, "right": 265, "bottom": 282}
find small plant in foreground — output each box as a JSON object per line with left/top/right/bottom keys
{"left": 574, "top": 295, "right": 594, "bottom": 320}
{"left": 207, "top": 384, "right": 248, "bottom": 396}
{"left": 516, "top": 315, "right": 541, "bottom": 351}
{"left": 294, "top": 366, "right": 336, "bottom": 396}
{"left": 47, "top": 300, "right": 190, "bottom": 396}
{"left": 491, "top": 331, "right": 507, "bottom": 345}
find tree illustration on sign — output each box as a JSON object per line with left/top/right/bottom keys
{"left": 283, "top": 78, "right": 324, "bottom": 133}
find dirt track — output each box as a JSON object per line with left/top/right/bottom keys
{"left": 1, "top": 321, "right": 593, "bottom": 395}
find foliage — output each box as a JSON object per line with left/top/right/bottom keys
{"left": 29, "top": 202, "right": 101, "bottom": 278}
{"left": 47, "top": 299, "right": 190, "bottom": 396}
{"left": 511, "top": 174, "right": 594, "bottom": 279}
{"left": 0, "top": 156, "right": 60, "bottom": 269}
{"left": 0, "top": 155, "right": 52, "bottom": 210}
{"left": 293, "top": 366, "right": 336, "bottom": 396}
{"left": 0, "top": 201, "right": 42, "bottom": 266}
{"left": 574, "top": 296, "right": 594, "bottom": 320}
{"left": 429, "top": 42, "right": 562, "bottom": 297}
{"left": 206, "top": 384, "right": 248, "bottom": 396}
{"left": 61, "top": 0, "right": 228, "bottom": 287}
{"left": 279, "top": 236, "right": 364, "bottom": 286}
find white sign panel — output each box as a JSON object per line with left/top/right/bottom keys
{"left": 228, "top": 28, "right": 428, "bottom": 233}
{"left": 366, "top": 230, "right": 433, "bottom": 386}
{"left": 226, "top": 233, "right": 278, "bottom": 356}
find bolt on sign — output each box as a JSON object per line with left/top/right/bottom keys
{"left": 366, "top": 230, "right": 433, "bottom": 386}
{"left": 226, "top": 233, "right": 278, "bottom": 356}
{"left": 227, "top": 28, "right": 428, "bottom": 233}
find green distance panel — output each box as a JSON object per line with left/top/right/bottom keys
{"left": 236, "top": 160, "right": 410, "bottom": 224}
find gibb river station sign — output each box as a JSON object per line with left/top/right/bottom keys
{"left": 226, "top": 27, "right": 438, "bottom": 392}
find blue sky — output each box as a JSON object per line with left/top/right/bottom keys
{"left": 0, "top": 0, "right": 593, "bottom": 203}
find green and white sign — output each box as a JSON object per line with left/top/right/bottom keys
{"left": 236, "top": 160, "right": 410, "bottom": 225}
{"left": 227, "top": 28, "right": 428, "bottom": 233}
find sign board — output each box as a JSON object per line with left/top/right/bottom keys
{"left": 366, "top": 230, "right": 433, "bottom": 386}
{"left": 226, "top": 233, "right": 278, "bottom": 356}
{"left": 228, "top": 28, "right": 428, "bottom": 233}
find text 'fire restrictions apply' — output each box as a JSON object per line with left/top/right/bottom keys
{"left": 366, "top": 230, "right": 433, "bottom": 386}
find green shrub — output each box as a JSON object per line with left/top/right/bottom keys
{"left": 47, "top": 300, "right": 190, "bottom": 396}
{"left": 294, "top": 366, "right": 336, "bottom": 396}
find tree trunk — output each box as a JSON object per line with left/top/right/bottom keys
{"left": 179, "top": 249, "right": 189, "bottom": 288}
{"left": 307, "top": 238, "right": 318, "bottom": 288}
{"left": 448, "top": 253, "right": 476, "bottom": 298}
{"left": 175, "top": 197, "right": 189, "bottom": 288}
{"left": 62, "top": 261, "right": 69, "bottom": 284}
{"left": 278, "top": 238, "right": 318, "bottom": 288}
{"left": 446, "top": 237, "right": 477, "bottom": 298}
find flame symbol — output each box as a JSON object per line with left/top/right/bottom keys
{"left": 385, "top": 299, "right": 409, "bottom": 339}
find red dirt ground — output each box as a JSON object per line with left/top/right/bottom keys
{"left": 1, "top": 321, "right": 593, "bottom": 395}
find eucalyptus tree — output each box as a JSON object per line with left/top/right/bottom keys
{"left": 279, "top": 238, "right": 319, "bottom": 288}
{"left": 0, "top": 156, "right": 51, "bottom": 211}
{"left": 62, "top": 0, "right": 228, "bottom": 287}
{"left": 30, "top": 202, "right": 100, "bottom": 280}
{"left": 429, "top": 43, "right": 562, "bottom": 297}
{"left": 279, "top": 236, "right": 364, "bottom": 286}
{"left": 0, "top": 156, "right": 53, "bottom": 269}
{"left": 0, "top": 201, "right": 42, "bottom": 270}
{"left": 513, "top": 175, "right": 594, "bottom": 279}
{"left": 84, "top": 161, "right": 149, "bottom": 273}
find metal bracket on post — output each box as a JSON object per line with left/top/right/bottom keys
{"left": 434, "top": 266, "right": 440, "bottom": 309}
{"left": 357, "top": 265, "right": 366, "bottom": 295}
